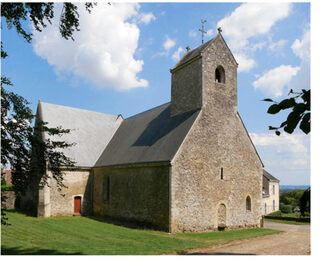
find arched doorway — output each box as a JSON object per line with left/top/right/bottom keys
{"left": 74, "top": 196, "right": 81, "bottom": 215}
{"left": 218, "top": 203, "right": 226, "bottom": 230}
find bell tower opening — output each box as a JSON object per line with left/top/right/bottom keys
{"left": 215, "top": 65, "right": 225, "bottom": 83}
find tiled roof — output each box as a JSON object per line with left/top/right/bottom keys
{"left": 263, "top": 169, "right": 280, "bottom": 182}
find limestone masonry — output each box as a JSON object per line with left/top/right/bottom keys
{"left": 21, "top": 30, "right": 279, "bottom": 232}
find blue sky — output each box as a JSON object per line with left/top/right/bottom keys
{"left": 1, "top": 1, "right": 311, "bottom": 185}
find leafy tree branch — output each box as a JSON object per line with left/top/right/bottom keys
{"left": 263, "top": 89, "right": 310, "bottom": 136}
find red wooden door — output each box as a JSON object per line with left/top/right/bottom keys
{"left": 74, "top": 196, "right": 81, "bottom": 214}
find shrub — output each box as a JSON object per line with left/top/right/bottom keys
{"left": 280, "top": 203, "right": 292, "bottom": 213}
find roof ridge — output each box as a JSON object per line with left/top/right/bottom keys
{"left": 40, "top": 101, "right": 118, "bottom": 118}
{"left": 171, "top": 35, "right": 218, "bottom": 71}
{"left": 124, "top": 102, "right": 170, "bottom": 120}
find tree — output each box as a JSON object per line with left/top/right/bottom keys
{"left": 300, "top": 187, "right": 310, "bottom": 217}
{"left": 1, "top": 2, "right": 97, "bottom": 225}
{"left": 263, "top": 89, "right": 310, "bottom": 136}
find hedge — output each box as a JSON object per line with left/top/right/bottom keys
{"left": 264, "top": 215, "right": 310, "bottom": 223}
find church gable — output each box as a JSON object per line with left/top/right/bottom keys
{"left": 38, "top": 101, "right": 123, "bottom": 168}
{"left": 204, "top": 32, "right": 238, "bottom": 67}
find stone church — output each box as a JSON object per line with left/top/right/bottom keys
{"left": 21, "top": 30, "right": 264, "bottom": 233}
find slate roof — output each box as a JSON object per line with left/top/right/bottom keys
{"left": 38, "top": 101, "right": 122, "bottom": 168}
{"left": 94, "top": 103, "right": 200, "bottom": 168}
{"left": 263, "top": 169, "right": 280, "bottom": 182}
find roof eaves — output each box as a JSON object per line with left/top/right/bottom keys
{"left": 94, "top": 160, "right": 171, "bottom": 169}
{"left": 170, "top": 55, "right": 202, "bottom": 73}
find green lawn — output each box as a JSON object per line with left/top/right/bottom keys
{"left": 1, "top": 210, "right": 281, "bottom": 255}
{"left": 177, "top": 227, "right": 282, "bottom": 242}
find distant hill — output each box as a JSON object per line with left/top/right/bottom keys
{"left": 280, "top": 185, "right": 310, "bottom": 192}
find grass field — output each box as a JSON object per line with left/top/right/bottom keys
{"left": 1, "top": 210, "right": 281, "bottom": 255}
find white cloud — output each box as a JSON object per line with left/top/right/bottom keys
{"left": 234, "top": 53, "right": 256, "bottom": 72}
{"left": 206, "top": 28, "right": 214, "bottom": 37}
{"left": 250, "top": 132, "right": 310, "bottom": 170}
{"left": 253, "top": 65, "right": 300, "bottom": 98}
{"left": 152, "top": 35, "right": 177, "bottom": 58}
{"left": 289, "top": 29, "right": 310, "bottom": 92}
{"left": 163, "top": 35, "right": 176, "bottom": 51}
{"left": 172, "top": 47, "right": 184, "bottom": 62}
{"left": 291, "top": 30, "right": 310, "bottom": 60}
{"left": 268, "top": 39, "right": 287, "bottom": 51}
{"left": 250, "top": 133, "right": 308, "bottom": 154}
{"left": 189, "top": 29, "right": 197, "bottom": 38}
{"left": 251, "top": 42, "right": 266, "bottom": 51}
{"left": 217, "top": 3, "right": 292, "bottom": 51}
{"left": 32, "top": 3, "right": 148, "bottom": 91}
{"left": 136, "top": 12, "right": 156, "bottom": 24}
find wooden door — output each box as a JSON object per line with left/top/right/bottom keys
{"left": 74, "top": 196, "right": 81, "bottom": 214}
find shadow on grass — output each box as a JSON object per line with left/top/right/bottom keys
{"left": 1, "top": 246, "right": 83, "bottom": 255}
{"left": 5, "top": 208, "right": 36, "bottom": 217}
{"left": 85, "top": 215, "right": 164, "bottom": 232}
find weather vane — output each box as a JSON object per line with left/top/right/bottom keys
{"left": 199, "top": 19, "right": 207, "bottom": 44}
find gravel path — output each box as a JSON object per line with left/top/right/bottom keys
{"left": 180, "top": 221, "right": 310, "bottom": 255}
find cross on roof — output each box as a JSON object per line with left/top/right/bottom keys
{"left": 218, "top": 27, "right": 222, "bottom": 33}
{"left": 199, "top": 19, "right": 207, "bottom": 44}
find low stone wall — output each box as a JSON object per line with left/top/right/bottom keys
{"left": 1, "top": 191, "right": 15, "bottom": 209}
{"left": 265, "top": 215, "right": 310, "bottom": 223}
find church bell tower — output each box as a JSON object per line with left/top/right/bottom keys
{"left": 170, "top": 28, "right": 238, "bottom": 117}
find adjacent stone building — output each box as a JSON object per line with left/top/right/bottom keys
{"left": 21, "top": 31, "right": 268, "bottom": 232}
{"left": 262, "top": 170, "right": 280, "bottom": 215}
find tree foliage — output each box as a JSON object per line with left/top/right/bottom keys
{"left": 279, "top": 203, "right": 292, "bottom": 214}
{"left": 0, "top": 2, "right": 99, "bottom": 225}
{"left": 299, "top": 187, "right": 310, "bottom": 217}
{"left": 263, "top": 89, "right": 310, "bottom": 136}
{"left": 1, "top": 2, "right": 96, "bottom": 42}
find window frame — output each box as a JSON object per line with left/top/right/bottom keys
{"left": 246, "top": 196, "right": 252, "bottom": 211}
{"left": 103, "top": 176, "right": 110, "bottom": 203}
{"left": 215, "top": 65, "right": 226, "bottom": 84}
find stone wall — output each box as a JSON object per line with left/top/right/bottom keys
{"left": 1, "top": 191, "right": 15, "bottom": 209}
{"left": 171, "top": 57, "right": 202, "bottom": 117}
{"left": 93, "top": 165, "right": 170, "bottom": 231}
{"left": 34, "top": 169, "right": 93, "bottom": 217}
{"left": 170, "top": 34, "right": 263, "bottom": 233}
{"left": 48, "top": 169, "right": 93, "bottom": 216}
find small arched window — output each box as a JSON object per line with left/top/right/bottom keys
{"left": 215, "top": 65, "right": 225, "bottom": 83}
{"left": 246, "top": 196, "right": 251, "bottom": 211}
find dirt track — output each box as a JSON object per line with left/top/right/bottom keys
{"left": 180, "top": 221, "right": 310, "bottom": 255}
